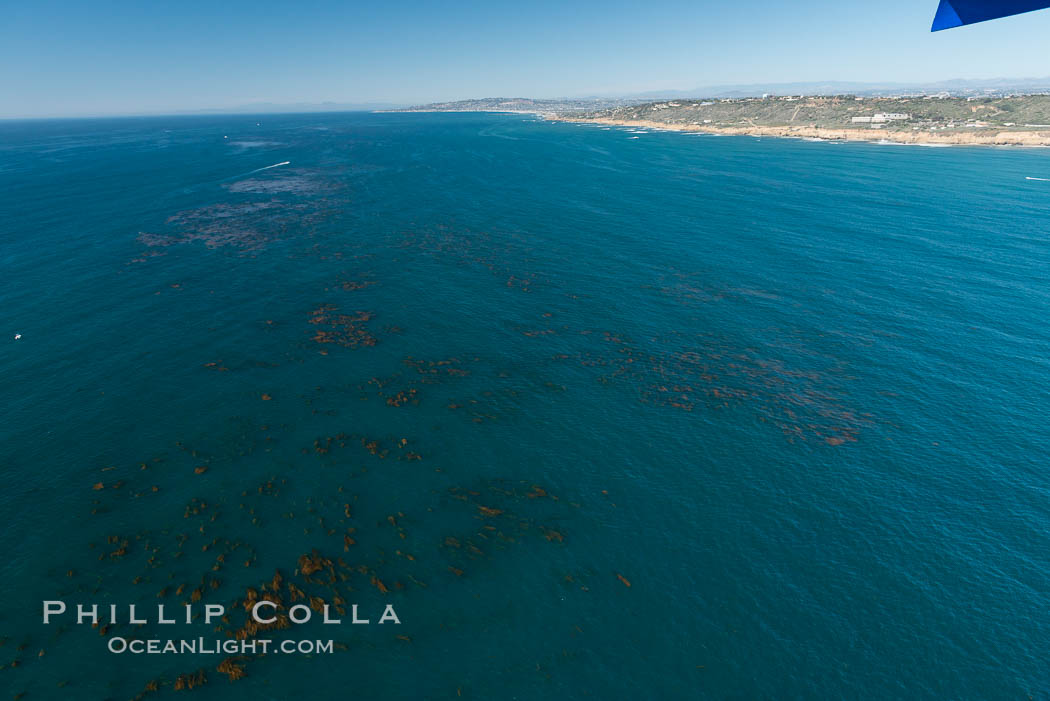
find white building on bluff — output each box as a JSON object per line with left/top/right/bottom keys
{"left": 851, "top": 113, "right": 911, "bottom": 124}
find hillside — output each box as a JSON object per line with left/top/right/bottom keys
{"left": 580, "top": 95, "right": 1050, "bottom": 130}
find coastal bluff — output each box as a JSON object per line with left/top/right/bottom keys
{"left": 396, "top": 94, "right": 1050, "bottom": 147}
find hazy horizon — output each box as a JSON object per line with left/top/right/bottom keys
{"left": 5, "top": 0, "right": 1050, "bottom": 119}
{"left": 8, "top": 76, "right": 1050, "bottom": 121}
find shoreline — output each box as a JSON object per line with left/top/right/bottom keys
{"left": 545, "top": 115, "right": 1050, "bottom": 147}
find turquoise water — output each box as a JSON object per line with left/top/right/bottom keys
{"left": 1, "top": 112, "right": 1048, "bottom": 699}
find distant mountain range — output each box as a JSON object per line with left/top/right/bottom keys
{"left": 628, "top": 77, "right": 1050, "bottom": 99}
{"left": 392, "top": 79, "right": 1050, "bottom": 116}
{"left": 387, "top": 97, "right": 645, "bottom": 114}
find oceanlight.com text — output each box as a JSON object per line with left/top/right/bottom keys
{"left": 107, "top": 637, "right": 334, "bottom": 655}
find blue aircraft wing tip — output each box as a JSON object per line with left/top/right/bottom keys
{"left": 931, "top": 0, "right": 963, "bottom": 31}
{"left": 932, "top": 0, "right": 1050, "bottom": 30}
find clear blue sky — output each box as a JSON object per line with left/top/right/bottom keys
{"left": 4, "top": 0, "right": 1050, "bottom": 117}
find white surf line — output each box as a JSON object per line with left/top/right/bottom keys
{"left": 1025, "top": 176, "right": 1050, "bottom": 181}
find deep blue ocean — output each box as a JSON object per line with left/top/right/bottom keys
{"left": 1, "top": 112, "right": 1048, "bottom": 699}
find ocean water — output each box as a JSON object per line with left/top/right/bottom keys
{"left": 1, "top": 112, "right": 1048, "bottom": 700}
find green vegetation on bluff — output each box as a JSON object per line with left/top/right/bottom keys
{"left": 586, "top": 94, "right": 1050, "bottom": 131}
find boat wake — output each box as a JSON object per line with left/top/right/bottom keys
{"left": 247, "top": 161, "right": 290, "bottom": 174}
{"left": 219, "top": 161, "right": 291, "bottom": 184}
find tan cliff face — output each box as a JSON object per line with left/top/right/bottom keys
{"left": 548, "top": 116, "right": 1050, "bottom": 147}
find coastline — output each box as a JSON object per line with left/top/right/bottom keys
{"left": 546, "top": 115, "right": 1050, "bottom": 147}
{"left": 381, "top": 109, "right": 544, "bottom": 114}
